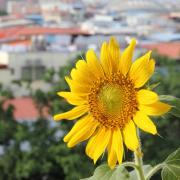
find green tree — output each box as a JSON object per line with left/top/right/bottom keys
{"left": 0, "top": 10, "right": 7, "bottom": 16}
{"left": 141, "top": 53, "right": 180, "bottom": 179}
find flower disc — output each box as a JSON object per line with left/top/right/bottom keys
{"left": 88, "top": 73, "right": 138, "bottom": 129}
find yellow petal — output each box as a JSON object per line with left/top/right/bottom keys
{"left": 63, "top": 114, "right": 91, "bottom": 142}
{"left": 86, "top": 49, "right": 104, "bottom": 78}
{"left": 67, "top": 118, "right": 98, "bottom": 148}
{"left": 86, "top": 131, "right": 99, "bottom": 159}
{"left": 70, "top": 68, "right": 92, "bottom": 85}
{"left": 139, "top": 101, "right": 171, "bottom": 116}
{"left": 133, "top": 111, "right": 157, "bottom": 135}
{"left": 119, "top": 38, "right": 136, "bottom": 75}
{"left": 75, "top": 60, "right": 89, "bottom": 72}
{"left": 100, "top": 41, "right": 111, "bottom": 76}
{"left": 137, "top": 89, "right": 159, "bottom": 105}
{"left": 93, "top": 128, "right": 111, "bottom": 164}
{"left": 107, "top": 131, "right": 117, "bottom": 169}
{"left": 58, "top": 91, "right": 87, "bottom": 105}
{"left": 130, "top": 51, "right": 151, "bottom": 77}
{"left": 65, "top": 76, "right": 90, "bottom": 94}
{"left": 112, "top": 128, "right": 123, "bottom": 164}
{"left": 53, "top": 105, "right": 88, "bottom": 121}
{"left": 85, "top": 127, "right": 111, "bottom": 163}
{"left": 74, "top": 60, "right": 97, "bottom": 85}
{"left": 123, "top": 120, "right": 139, "bottom": 151}
{"left": 75, "top": 60, "right": 96, "bottom": 80}
{"left": 129, "top": 52, "right": 154, "bottom": 88}
{"left": 108, "top": 37, "right": 120, "bottom": 72}
{"left": 149, "top": 59, "right": 155, "bottom": 75}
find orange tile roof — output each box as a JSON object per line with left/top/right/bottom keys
{"left": 0, "top": 27, "right": 24, "bottom": 39}
{"left": 142, "top": 42, "right": 180, "bottom": 59}
{"left": 8, "top": 39, "right": 31, "bottom": 46}
{"left": 3, "top": 97, "right": 49, "bottom": 121}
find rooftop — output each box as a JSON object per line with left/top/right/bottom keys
{"left": 142, "top": 42, "right": 180, "bottom": 59}
{"left": 3, "top": 97, "right": 49, "bottom": 121}
{"left": 0, "top": 26, "right": 91, "bottom": 42}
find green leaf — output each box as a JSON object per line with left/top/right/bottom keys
{"left": 110, "top": 166, "right": 130, "bottom": 180}
{"left": 81, "top": 164, "right": 130, "bottom": 180}
{"left": 161, "top": 148, "right": 180, "bottom": 180}
{"left": 160, "top": 95, "right": 180, "bottom": 117}
{"left": 129, "top": 165, "right": 153, "bottom": 180}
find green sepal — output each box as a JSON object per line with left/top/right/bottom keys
{"left": 147, "top": 82, "right": 160, "bottom": 90}
{"left": 160, "top": 95, "right": 180, "bottom": 117}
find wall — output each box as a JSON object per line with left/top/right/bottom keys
{"left": 0, "top": 69, "right": 12, "bottom": 85}
{"left": 8, "top": 51, "right": 76, "bottom": 80}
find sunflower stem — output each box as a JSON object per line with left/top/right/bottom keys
{"left": 134, "top": 128, "right": 146, "bottom": 180}
{"left": 121, "top": 162, "right": 138, "bottom": 169}
{"left": 145, "top": 163, "right": 164, "bottom": 180}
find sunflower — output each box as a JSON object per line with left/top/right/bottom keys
{"left": 54, "top": 37, "right": 171, "bottom": 168}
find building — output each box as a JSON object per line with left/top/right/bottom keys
{"left": 105, "top": 0, "right": 180, "bottom": 12}
{"left": 0, "top": 16, "right": 35, "bottom": 28}
{"left": 0, "top": 51, "right": 77, "bottom": 84}
{"left": 0, "top": 63, "right": 11, "bottom": 85}
{"left": 7, "top": 0, "right": 41, "bottom": 15}
{"left": 141, "top": 42, "right": 180, "bottom": 60}
{"left": 0, "top": 0, "right": 7, "bottom": 11}
{"left": 0, "top": 26, "right": 91, "bottom": 49}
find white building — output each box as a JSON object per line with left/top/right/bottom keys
{"left": 0, "top": 51, "right": 76, "bottom": 84}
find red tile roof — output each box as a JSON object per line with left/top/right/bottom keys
{"left": 17, "top": 27, "right": 91, "bottom": 36}
{"left": 3, "top": 97, "right": 49, "bottom": 121}
{"left": 0, "top": 27, "right": 23, "bottom": 39}
{"left": 0, "top": 26, "right": 91, "bottom": 40}
{"left": 141, "top": 42, "right": 180, "bottom": 59}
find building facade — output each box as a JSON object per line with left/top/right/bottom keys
{"left": 0, "top": 51, "right": 76, "bottom": 84}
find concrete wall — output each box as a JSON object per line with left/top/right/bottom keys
{"left": 0, "top": 69, "right": 12, "bottom": 84}
{"left": 8, "top": 51, "right": 76, "bottom": 80}
{"left": 0, "top": 51, "right": 78, "bottom": 95}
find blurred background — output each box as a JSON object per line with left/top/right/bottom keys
{"left": 0, "top": 0, "right": 179, "bottom": 180}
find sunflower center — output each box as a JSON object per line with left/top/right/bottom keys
{"left": 98, "top": 85, "right": 123, "bottom": 116}
{"left": 88, "top": 73, "right": 138, "bottom": 129}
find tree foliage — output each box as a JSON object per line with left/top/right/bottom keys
{"left": 0, "top": 10, "right": 7, "bottom": 16}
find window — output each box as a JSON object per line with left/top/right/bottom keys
{"left": 34, "top": 66, "right": 46, "bottom": 80}
{"left": 21, "top": 66, "right": 32, "bottom": 81}
{"left": 21, "top": 59, "right": 46, "bottom": 81}
{"left": 10, "top": 68, "right": 14, "bottom": 75}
